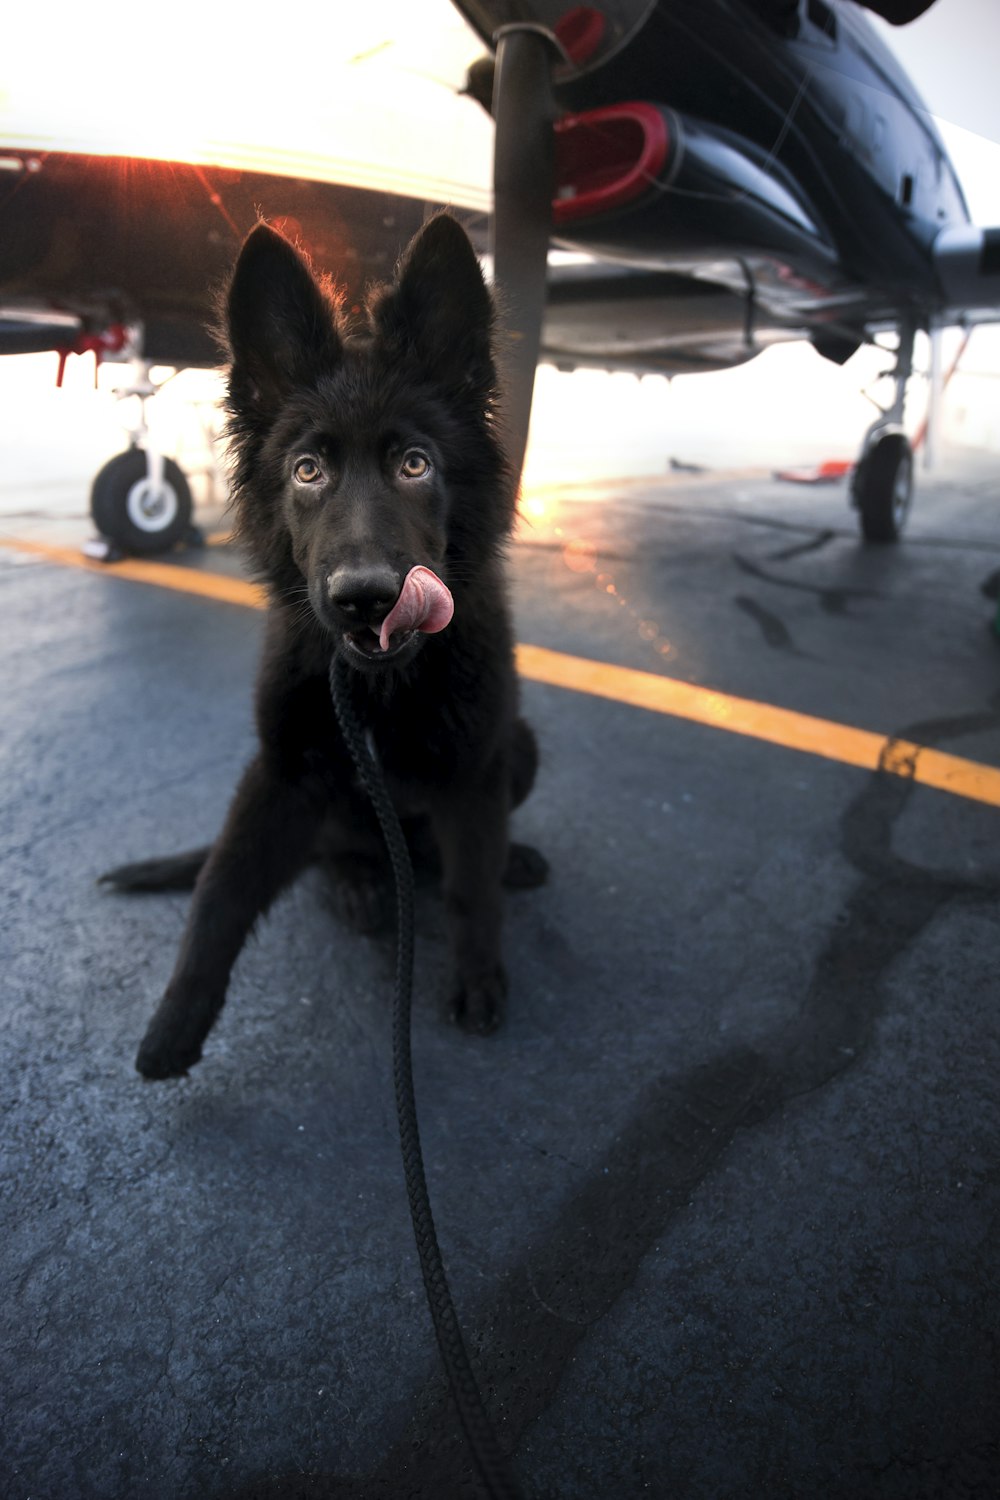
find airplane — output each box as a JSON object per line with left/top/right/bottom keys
{"left": 1, "top": 0, "right": 996, "bottom": 554}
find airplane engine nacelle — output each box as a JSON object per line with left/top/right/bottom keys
{"left": 933, "top": 226, "right": 1000, "bottom": 318}
{"left": 551, "top": 107, "right": 839, "bottom": 297}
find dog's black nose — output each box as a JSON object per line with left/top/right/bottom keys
{"left": 325, "top": 565, "right": 401, "bottom": 624}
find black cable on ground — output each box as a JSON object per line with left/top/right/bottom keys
{"left": 328, "top": 656, "right": 526, "bottom": 1500}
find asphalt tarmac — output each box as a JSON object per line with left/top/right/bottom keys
{"left": 2, "top": 458, "right": 999, "bottom": 1500}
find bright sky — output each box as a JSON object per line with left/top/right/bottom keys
{"left": 2, "top": 0, "right": 1000, "bottom": 495}
{"left": 870, "top": 0, "right": 1000, "bottom": 151}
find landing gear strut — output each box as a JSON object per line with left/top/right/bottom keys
{"left": 851, "top": 322, "right": 916, "bottom": 543}
{"left": 490, "top": 24, "right": 563, "bottom": 479}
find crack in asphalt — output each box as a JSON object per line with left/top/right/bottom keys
{"left": 732, "top": 595, "right": 804, "bottom": 654}
{"left": 732, "top": 552, "right": 877, "bottom": 616}
{"left": 765, "top": 528, "right": 837, "bottom": 563}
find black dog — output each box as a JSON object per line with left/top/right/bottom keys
{"left": 104, "top": 214, "right": 546, "bottom": 1079}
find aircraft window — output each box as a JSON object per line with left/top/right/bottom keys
{"left": 900, "top": 174, "right": 914, "bottom": 207}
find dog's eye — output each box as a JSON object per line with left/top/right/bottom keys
{"left": 293, "top": 457, "right": 323, "bottom": 484}
{"left": 399, "top": 450, "right": 431, "bottom": 480}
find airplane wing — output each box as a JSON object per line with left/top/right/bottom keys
{"left": 0, "top": 150, "right": 446, "bottom": 366}
{"left": 0, "top": 3, "right": 494, "bottom": 366}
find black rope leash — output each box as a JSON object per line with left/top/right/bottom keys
{"left": 328, "top": 656, "right": 525, "bottom": 1500}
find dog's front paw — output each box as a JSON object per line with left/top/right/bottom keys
{"left": 136, "top": 1039, "right": 201, "bottom": 1080}
{"left": 449, "top": 964, "right": 507, "bottom": 1036}
{"left": 136, "top": 1024, "right": 203, "bottom": 1080}
{"left": 135, "top": 990, "right": 214, "bottom": 1080}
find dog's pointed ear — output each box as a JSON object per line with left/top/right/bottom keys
{"left": 370, "top": 214, "right": 495, "bottom": 398}
{"left": 225, "top": 223, "right": 341, "bottom": 416}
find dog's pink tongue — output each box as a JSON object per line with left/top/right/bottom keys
{"left": 378, "top": 566, "right": 454, "bottom": 652}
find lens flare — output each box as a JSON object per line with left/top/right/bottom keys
{"left": 563, "top": 539, "right": 597, "bottom": 573}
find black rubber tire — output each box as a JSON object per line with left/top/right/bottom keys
{"left": 853, "top": 430, "right": 913, "bottom": 543}
{"left": 90, "top": 449, "right": 193, "bottom": 556}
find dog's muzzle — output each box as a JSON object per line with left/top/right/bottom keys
{"left": 330, "top": 565, "right": 454, "bottom": 666}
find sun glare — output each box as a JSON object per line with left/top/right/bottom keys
{"left": 0, "top": 1, "right": 491, "bottom": 205}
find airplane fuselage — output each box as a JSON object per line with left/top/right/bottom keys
{"left": 455, "top": 0, "right": 976, "bottom": 371}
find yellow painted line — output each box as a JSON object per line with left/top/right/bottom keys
{"left": 515, "top": 643, "right": 1000, "bottom": 809}
{"left": 5, "top": 532, "right": 1000, "bottom": 810}
{"left": 1, "top": 534, "right": 265, "bottom": 609}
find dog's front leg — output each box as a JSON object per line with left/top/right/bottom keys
{"left": 135, "top": 754, "right": 321, "bottom": 1079}
{"left": 430, "top": 769, "right": 509, "bottom": 1035}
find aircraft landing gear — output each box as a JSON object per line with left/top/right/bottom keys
{"left": 87, "top": 356, "right": 197, "bottom": 558}
{"left": 851, "top": 321, "right": 916, "bottom": 544}
{"left": 90, "top": 447, "right": 193, "bottom": 556}
{"left": 852, "top": 427, "right": 914, "bottom": 543}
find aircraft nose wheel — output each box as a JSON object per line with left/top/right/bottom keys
{"left": 852, "top": 429, "right": 913, "bottom": 543}
{"left": 90, "top": 448, "right": 194, "bottom": 556}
